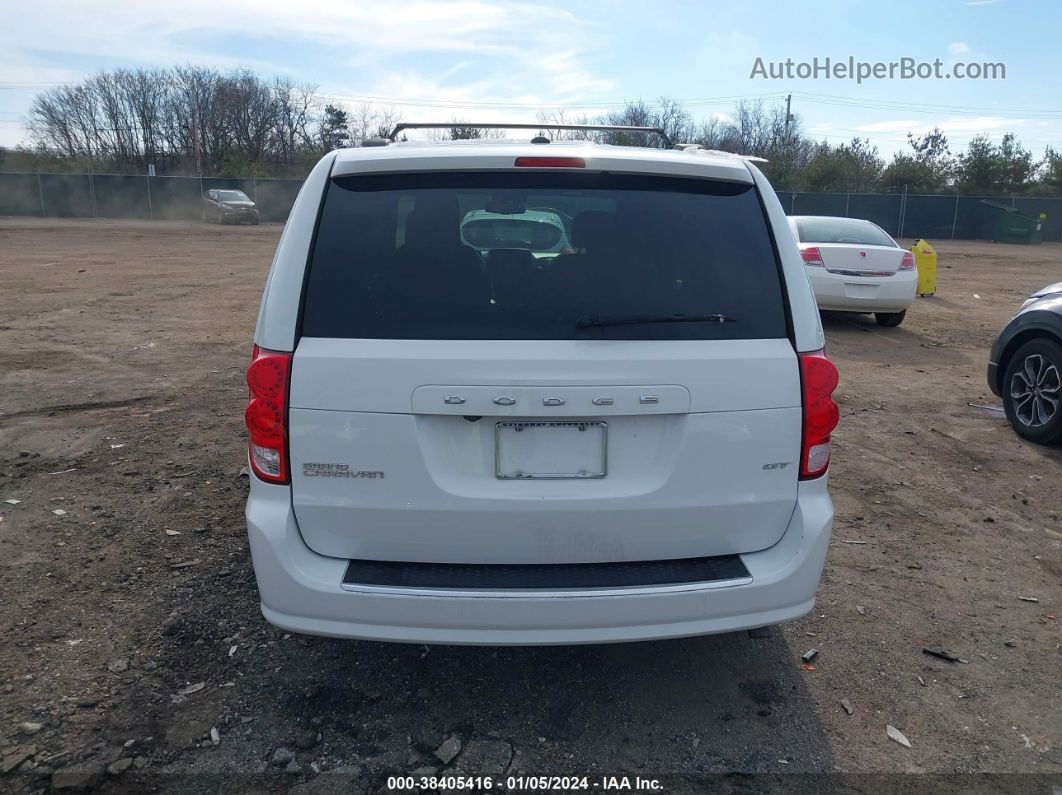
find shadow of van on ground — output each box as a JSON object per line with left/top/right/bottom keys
{"left": 268, "top": 626, "right": 836, "bottom": 782}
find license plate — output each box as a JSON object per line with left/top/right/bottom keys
{"left": 844, "top": 283, "right": 879, "bottom": 299}
{"left": 495, "top": 421, "right": 607, "bottom": 479}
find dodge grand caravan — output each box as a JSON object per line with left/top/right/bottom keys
{"left": 245, "top": 123, "right": 838, "bottom": 645}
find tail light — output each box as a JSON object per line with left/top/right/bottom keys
{"left": 514, "top": 156, "right": 585, "bottom": 168}
{"left": 899, "top": 251, "right": 916, "bottom": 270}
{"left": 245, "top": 345, "right": 292, "bottom": 483}
{"left": 799, "top": 350, "right": 840, "bottom": 479}
{"left": 801, "top": 246, "right": 824, "bottom": 267}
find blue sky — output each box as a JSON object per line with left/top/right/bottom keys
{"left": 2, "top": 0, "right": 1060, "bottom": 158}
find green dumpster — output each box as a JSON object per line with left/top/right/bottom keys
{"left": 980, "top": 199, "right": 1045, "bottom": 245}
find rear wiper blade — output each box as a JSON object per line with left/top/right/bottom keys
{"left": 576, "top": 313, "right": 736, "bottom": 329}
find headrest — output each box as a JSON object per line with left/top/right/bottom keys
{"left": 571, "top": 211, "right": 620, "bottom": 250}
{"left": 487, "top": 248, "right": 538, "bottom": 273}
{"left": 404, "top": 207, "right": 459, "bottom": 247}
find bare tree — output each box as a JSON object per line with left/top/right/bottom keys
{"left": 29, "top": 72, "right": 1052, "bottom": 197}
{"left": 345, "top": 101, "right": 402, "bottom": 142}
{"left": 27, "top": 66, "right": 337, "bottom": 174}
{"left": 414, "top": 118, "right": 509, "bottom": 141}
{"left": 273, "top": 77, "right": 318, "bottom": 162}
{"left": 535, "top": 109, "right": 595, "bottom": 141}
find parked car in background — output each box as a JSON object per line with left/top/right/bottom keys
{"left": 789, "top": 216, "right": 917, "bottom": 326}
{"left": 988, "top": 282, "right": 1062, "bottom": 444}
{"left": 202, "top": 189, "right": 260, "bottom": 224}
{"left": 243, "top": 124, "right": 838, "bottom": 645}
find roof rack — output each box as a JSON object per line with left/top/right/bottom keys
{"left": 387, "top": 122, "right": 673, "bottom": 148}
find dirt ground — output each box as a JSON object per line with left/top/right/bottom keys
{"left": 0, "top": 218, "right": 1059, "bottom": 793}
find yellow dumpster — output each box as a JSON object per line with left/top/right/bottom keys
{"left": 912, "top": 239, "right": 937, "bottom": 297}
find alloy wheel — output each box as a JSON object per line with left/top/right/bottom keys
{"left": 1009, "top": 353, "right": 1060, "bottom": 428}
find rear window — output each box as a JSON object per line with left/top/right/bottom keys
{"left": 301, "top": 172, "right": 787, "bottom": 340}
{"left": 795, "top": 217, "right": 894, "bottom": 247}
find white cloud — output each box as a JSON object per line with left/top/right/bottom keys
{"left": 5, "top": 1, "right": 581, "bottom": 62}
{"left": 853, "top": 115, "right": 1041, "bottom": 146}
{"left": 855, "top": 119, "right": 922, "bottom": 133}
{"left": 948, "top": 42, "right": 970, "bottom": 56}
{"left": 857, "top": 116, "right": 1030, "bottom": 135}
{"left": 934, "top": 116, "right": 1029, "bottom": 134}
{"left": 0, "top": 0, "right": 615, "bottom": 145}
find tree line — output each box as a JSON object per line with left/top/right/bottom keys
{"left": 563, "top": 98, "right": 1062, "bottom": 197}
{"left": 9, "top": 66, "right": 402, "bottom": 177}
{"left": 4, "top": 65, "right": 1062, "bottom": 196}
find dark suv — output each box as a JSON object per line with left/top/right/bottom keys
{"left": 202, "top": 189, "right": 260, "bottom": 224}
{"left": 988, "top": 282, "right": 1062, "bottom": 444}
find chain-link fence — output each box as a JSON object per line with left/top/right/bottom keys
{"left": 0, "top": 172, "right": 302, "bottom": 223}
{"left": 2, "top": 170, "right": 1060, "bottom": 241}
{"left": 776, "top": 190, "right": 1062, "bottom": 242}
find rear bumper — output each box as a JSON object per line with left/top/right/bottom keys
{"left": 245, "top": 478, "right": 832, "bottom": 645}
{"left": 808, "top": 268, "right": 917, "bottom": 313}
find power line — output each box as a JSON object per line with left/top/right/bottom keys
{"left": 314, "top": 90, "right": 791, "bottom": 111}
{"left": 790, "top": 90, "right": 1062, "bottom": 116}
{"left": 0, "top": 80, "right": 792, "bottom": 109}
{"left": 791, "top": 92, "right": 1062, "bottom": 119}
{"left": 7, "top": 78, "right": 1062, "bottom": 117}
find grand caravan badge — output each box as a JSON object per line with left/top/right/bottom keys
{"left": 302, "top": 463, "right": 384, "bottom": 479}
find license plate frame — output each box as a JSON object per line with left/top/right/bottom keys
{"left": 495, "top": 421, "right": 608, "bottom": 480}
{"left": 843, "top": 282, "right": 880, "bottom": 299}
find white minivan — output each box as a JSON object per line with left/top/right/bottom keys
{"left": 245, "top": 124, "right": 838, "bottom": 645}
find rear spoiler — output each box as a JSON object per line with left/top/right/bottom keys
{"left": 387, "top": 122, "right": 673, "bottom": 148}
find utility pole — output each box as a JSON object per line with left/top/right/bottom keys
{"left": 193, "top": 106, "right": 201, "bottom": 177}
{"left": 784, "top": 94, "right": 793, "bottom": 143}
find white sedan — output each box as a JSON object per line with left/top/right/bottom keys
{"left": 789, "top": 216, "right": 917, "bottom": 327}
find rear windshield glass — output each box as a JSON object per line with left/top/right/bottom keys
{"left": 215, "top": 190, "right": 250, "bottom": 201}
{"left": 301, "top": 172, "right": 787, "bottom": 340}
{"left": 795, "top": 217, "right": 894, "bottom": 247}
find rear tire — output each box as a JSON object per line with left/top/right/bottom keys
{"left": 875, "top": 309, "right": 906, "bottom": 327}
{"left": 216, "top": 209, "right": 225, "bottom": 225}
{"left": 1001, "top": 338, "right": 1062, "bottom": 445}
